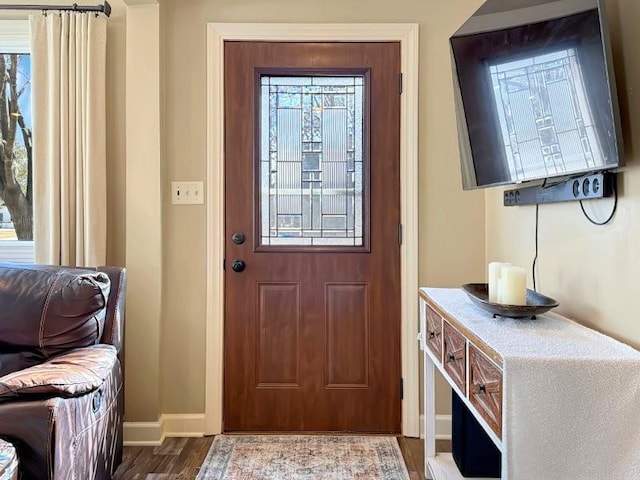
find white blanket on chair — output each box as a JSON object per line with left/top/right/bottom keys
{"left": 424, "top": 288, "right": 640, "bottom": 480}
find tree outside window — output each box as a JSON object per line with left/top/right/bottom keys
{"left": 0, "top": 53, "right": 32, "bottom": 241}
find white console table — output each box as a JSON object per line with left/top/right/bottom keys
{"left": 419, "top": 287, "right": 640, "bottom": 480}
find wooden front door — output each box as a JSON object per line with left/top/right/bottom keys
{"left": 223, "top": 41, "right": 401, "bottom": 432}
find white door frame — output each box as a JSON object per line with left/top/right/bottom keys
{"left": 205, "top": 23, "right": 420, "bottom": 436}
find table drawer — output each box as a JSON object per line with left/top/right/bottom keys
{"left": 425, "top": 304, "right": 443, "bottom": 361}
{"left": 443, "top": 321, "right": 466, "bottom": 395}
{"left": 469, "top": 344, "right": 503, "bottom": 438}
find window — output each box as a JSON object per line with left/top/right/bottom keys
{"left": 0, "top": 20, "right": 33, "bottom": 262}
{"left": 259, "top": 75, "right": 366, "bottom": 247}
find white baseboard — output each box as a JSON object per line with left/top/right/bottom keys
{"left": 124, "top": 413, "right": 205, "bottom": 446}
{"left": 419, "top": 414, "right": 452, "bottom": 440}
{"left": 162, "top": 413, "right": 207, "bottom": 438}
{"left": 125, "top": 413, "right": 445, "bottom": 445}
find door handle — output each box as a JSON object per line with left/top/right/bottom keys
{"left": 231, "top": 259, "right": 246, "bottom": 273}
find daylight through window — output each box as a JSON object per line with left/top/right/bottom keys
{"left": 0, "top": 20, "right": 34, "bottom": 262}
{"left": 260, "top": 75, "right": 365, "bottom": 247}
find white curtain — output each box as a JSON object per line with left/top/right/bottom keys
{"left": 30, "top": 12, "right": 107, "bottom": 267}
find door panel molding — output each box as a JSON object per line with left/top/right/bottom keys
{"left": 256, "top": 282, "right": 301, "bottom": 387}
{"left": 205, "top": 22, "right": 420, "bottom": 436}
{"left": 325, "top": 282, "right": 370, "bottom": 388}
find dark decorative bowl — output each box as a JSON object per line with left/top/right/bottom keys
{"left": 461, "top": 283, "right": 559, "bottom": 319}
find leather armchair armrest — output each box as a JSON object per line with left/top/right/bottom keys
{"left": 0, "top": 345, "right": 117, "bottom": 400}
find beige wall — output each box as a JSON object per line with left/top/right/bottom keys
{"left": 158, "top": 0, "right": 487, "bottom": 419}
{"left": 105, "top": 1, "right": 127, "bottom": 269}
{"left": 486, "top": 0, "right": 640, "bottom": 350}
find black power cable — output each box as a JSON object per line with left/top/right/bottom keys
{"left": 579, "top": 181, "right": 618, "bottom": 225}
{"left": 531, "top": 179, "right": 548, "bottom": 293}
{"left": 532, "top": 203, "right": 539, "bottom": 292}
{"left": 531, "top": 176, "right": 616, "bottom": 292}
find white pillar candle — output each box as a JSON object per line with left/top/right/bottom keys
{"left": 501, "top": 266, "right": 527, "bottom": 305}
{"left": 488, "top": 262, "right": 510, "bottom": 303}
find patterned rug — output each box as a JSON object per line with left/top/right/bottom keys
{"left": 196, "top": 435, "right": 411, "bottom": 480}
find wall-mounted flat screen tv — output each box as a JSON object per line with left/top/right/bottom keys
{"left": 451, "top": 0, "right": 624, "bottom": 190}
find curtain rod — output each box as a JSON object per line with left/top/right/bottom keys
{"left": 0, "top": 2, "right": 111, "bottom": 17}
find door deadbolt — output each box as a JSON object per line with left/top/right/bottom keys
{"left": 231, "top": 232, "right": 246, "bottom": 245}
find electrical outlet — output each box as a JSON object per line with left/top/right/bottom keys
{"left": 171, "top": 181, "right": 204, "bottom": 205}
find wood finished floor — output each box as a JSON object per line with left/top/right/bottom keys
{"left": 113, "top": 436, "right": 451, "bottom": 480}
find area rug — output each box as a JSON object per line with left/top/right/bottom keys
{"left": 196, "top": 435, "right": 411, "bottom": 480}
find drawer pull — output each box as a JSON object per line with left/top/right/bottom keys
{"left": 473, "top": 381, "right": 500, "bottom": 395}
{"left": 429, "top": 331, "right": 436, "bottom": 339}
{"left": 446, "top": 348, "right": 464, "bottom": 363}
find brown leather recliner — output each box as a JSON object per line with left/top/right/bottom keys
{"left": 0, "top": 263, "right": 126, "bottom": 480}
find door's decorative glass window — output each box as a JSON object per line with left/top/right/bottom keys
{"left": 260, "top": 75, "right": 365, "bottom": 247}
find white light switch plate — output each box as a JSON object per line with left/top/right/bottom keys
{"left": 171, "top": 181, "right": 204, "bottom": 205}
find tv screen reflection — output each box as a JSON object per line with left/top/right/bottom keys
{"left": 488, "top": 47, "right": 606, "bottom": 183}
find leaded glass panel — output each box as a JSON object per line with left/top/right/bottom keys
{"left": 260, "top": 75, "right": 365, "bottom": 247}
